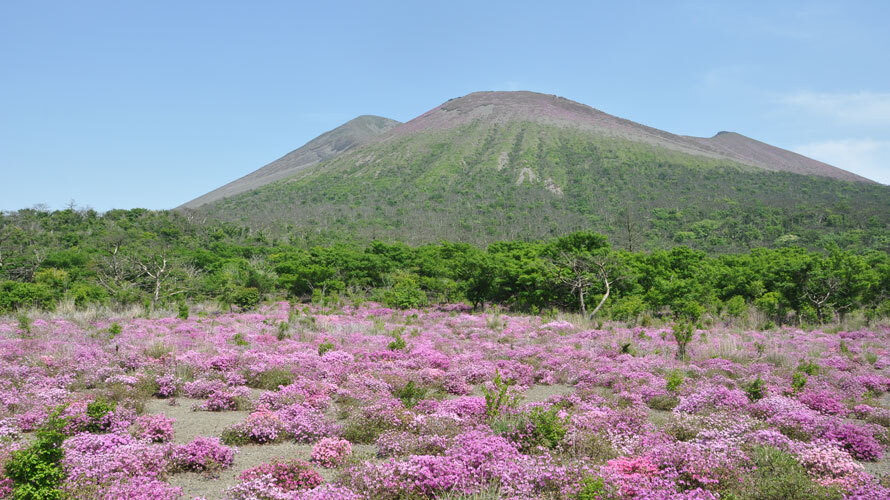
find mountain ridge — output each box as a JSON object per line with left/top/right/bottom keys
{"left": 179, "top": 115, "right": 401, "bottom": 209}
{"left": 380, "top": 91, "right": 870, "bottom": 183}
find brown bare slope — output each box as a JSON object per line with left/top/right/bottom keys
{"left": 179, "top": 115, "right": 400, "bottom": 208}
{"left": 385, "top": 91, "right": 871, "bottom": 182}
{"left": 687, "top": 131, "right": 870, "bottom": 182}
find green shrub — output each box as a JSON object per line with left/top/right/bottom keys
{"left": 85, "top": 397, "right": 117, "bottom": 433}
{"left": 340, "top": 416, "right": 394, "bottom": 444}
{"left": 5, "top": 408, "right": 67, "bottom": 499}
{"left": 731, "top": 446, "right": 843, "bottom": 499}
{"left": 230, "top": 333, "right": 249, "bottom": 346}
{"left": 393, "top": 380, "right": 427, "bottom": 409}
{"left": 0, "top": 281, "right": 55, "bottom": 313}
{"left": 619, "top": 342, "right": 635, "bottom": 356}
{"left": 106, "top": 322, "right": 122, "bottom": 338}
{"left": 247, "top": 368, "right": 294, "bottom": 390}
{"left": 493, "top": 406, "right": 567, "bottom": 452}
{"left": 570, "top": 432, "right": 618, "bottom": 463}
{"left": 647, "top": 394, "right": 679, "bottom": 411}
{"left": 666, "top": 370, "right": 684, "bottom": 393}
{"left": 610, "top": 295, "right": 645, "bottom": 323}
{"left": 380, "top": 273, "right": 428, "bottom": 309}
{"left": 672, "top": 322, "right": 694, "bottom": 360}
{"left": 672, "top": 300, "right": 703, "bottom": 323}
{"left": 745, "top": 375, "right": 766, "bottom": 402}
{"left": 299, "top": 315, "right": 318, "bottom": 330}
{"left": 145, "top": 342, "right": 173, "bottom": 359}
{"left": 724, "top": 295, "right": 747, "bottom": 319}
{"left": 277, "top": 321, "right": 290, "bottom": 340}
{"left": 34, "top": 268, "right": 68, "bottom": 298}
{"left": 177, "top": 301, "right": 189, "bottom": 320}
{"left": 797, "top": 360, "right": 820, "bottom": 376}
{"left": 482, "top": 370, "right": 518, "bottom": 419}
{"left": 220, "top": 427, "right": 251, "bottom": 446}
{"left": 388, "top": 333, "right": 407, "bottom": 351}
{"left": 576, "top": 476, "right": 611, "bottom": 500}
{"left": 317, "top": 341, "right": 335, "bottom": 356}
{"left": 755, "top": 292, "right": 784, "bottom": 325}
{"left": 67, "top": 282, "right": 108, "bottom": 308}
{"left": 17, "top": 313, "right": 32, "bottom": 337}
{"left": 528, "top": 406, "right": 567, "bottom": 449}
{"left": 791, "top": 372, "right": 807, "bottom": 394}
{"left": 233, "top": 287, "right": 261, "bottom": 309}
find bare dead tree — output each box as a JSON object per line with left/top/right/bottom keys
{"left": 803, "top": 276, "right": 840, "bottom": 327}
{"left": 551, "top": 251, "right": 618, "bottom": 319}
{"left": 589, "top": 258, "right": 616, "bottom": 318}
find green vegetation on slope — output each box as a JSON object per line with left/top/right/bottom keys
{"left": 193, "top": 121, "right": 890, "bottom": 252}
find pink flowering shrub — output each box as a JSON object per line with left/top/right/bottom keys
{"left": 194, "top": 386, "right": 252, "bottom": 411}
{"left": 222, "top": 409, "right": 289, "bottom": 445}
{"left": 820, "top": 421, "right": 883, "bottom": 461}
{"left": 154, "top": 374, "right": 179, "bottom": 398}
{"left": 131, "top": 414, "right": 175, "bottom": 443}
{"left": 798, "top": 388, "right": 849, "bottom": 416}
{"left": 256, "top": 379, "right": 335, "bottom": 410}
{"left": 62, "top": 398, "right": 135, "bottom": 435}
{"left": 0, "top": 418, "right": 20, "bottom": 441}
{"left": 853, "top": 404, "right": 890, "bottom": 427}
{"left": 2, "top": 306, "right": 890, "bottom": 499}
{"left": 674, "top": 385, "right": 749, "bottom": 415}
{"left": 170, "top": 436, "right": 236, "bottom": 474}
{"left": 62, "top": 432, "right": 176, "bottom": 498}
{"left": 375, "top": 430, "right": 450, "bottom": 457}
{"left": 238, "top": 460, "right": 323, "bottom": 489}
{"left": 276, "top": 403, "right": 340, "bottom": 442}
{"left": 793, "top": 441, "right": 869, "bottom": 489}
{"left": 311, "top": 437, "right": 352, "bottom": 467}
{"left": 182, "top": 379, "right": 226, "bottom": 398}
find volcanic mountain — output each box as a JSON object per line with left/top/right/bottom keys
{"left": 181, "top": 91, "right": 888, "bottom": 251}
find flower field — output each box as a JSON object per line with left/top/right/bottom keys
{"left": 1, "top": 303, "right": 890, "bottom": 499}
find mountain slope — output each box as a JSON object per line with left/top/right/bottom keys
{"left": 179, "top": 115, "right": 400, "bottom": 209}
{"left": 184, "top": 91, "right": 889, "bottom": 251}
{"left": 392, "top": 91, "right": 870, "bottom": 182}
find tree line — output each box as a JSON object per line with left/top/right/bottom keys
{"left": 1, "top": 207, "right": 888, "bottom": 326}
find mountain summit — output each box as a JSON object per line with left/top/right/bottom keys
{"left": 389, "top": 91, "right": 869, "bottom": 182}
{"left": 180, "top": 91, "right": 887, "bottom": 250}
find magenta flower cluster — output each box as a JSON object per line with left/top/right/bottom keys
{"left": 132, "top": 414, "right": 175, "bottom": 443}
{"left": 2, "top": 303, "right": 890, "bottom": 499}
{"left": 311, "top": 437, "right": 352, "bottom": 468}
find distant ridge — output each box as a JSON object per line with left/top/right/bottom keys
{"left": 179, "top": 115, "right": 400, "bottom": 208}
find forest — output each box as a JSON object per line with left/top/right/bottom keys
{"left": 2, "top": 207, "right": 888, "bottom": 328}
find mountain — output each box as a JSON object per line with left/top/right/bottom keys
{"left": 179, "top": 115, "right": 401, "bottom": 209}
{"left": 182, "top": 91, "right": 889, "bottom": 252}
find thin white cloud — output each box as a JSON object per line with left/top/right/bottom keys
{"left": 794, "top": 138, "right": 890, "bottom": 184}
{"left": 782, "top": 91, "right": 890, "bottom": 126}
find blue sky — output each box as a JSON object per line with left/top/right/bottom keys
{"left": 1, "top": 1, "right": 888, "bottom": 211}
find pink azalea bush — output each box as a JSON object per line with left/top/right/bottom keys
{"left": 170, "top": 436, "right": 236, "bottom": 474}
{"left": 227, "top": 460, "right": 323, "bottom": 499}
{"left": 131, "top": 414, "right": 175, "bottom": 443}
{"left": 311, "top": 437, "right": 352, "bottom": 467}
{"left": 1, "top": 304, "right": 889, "bottom": 498}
